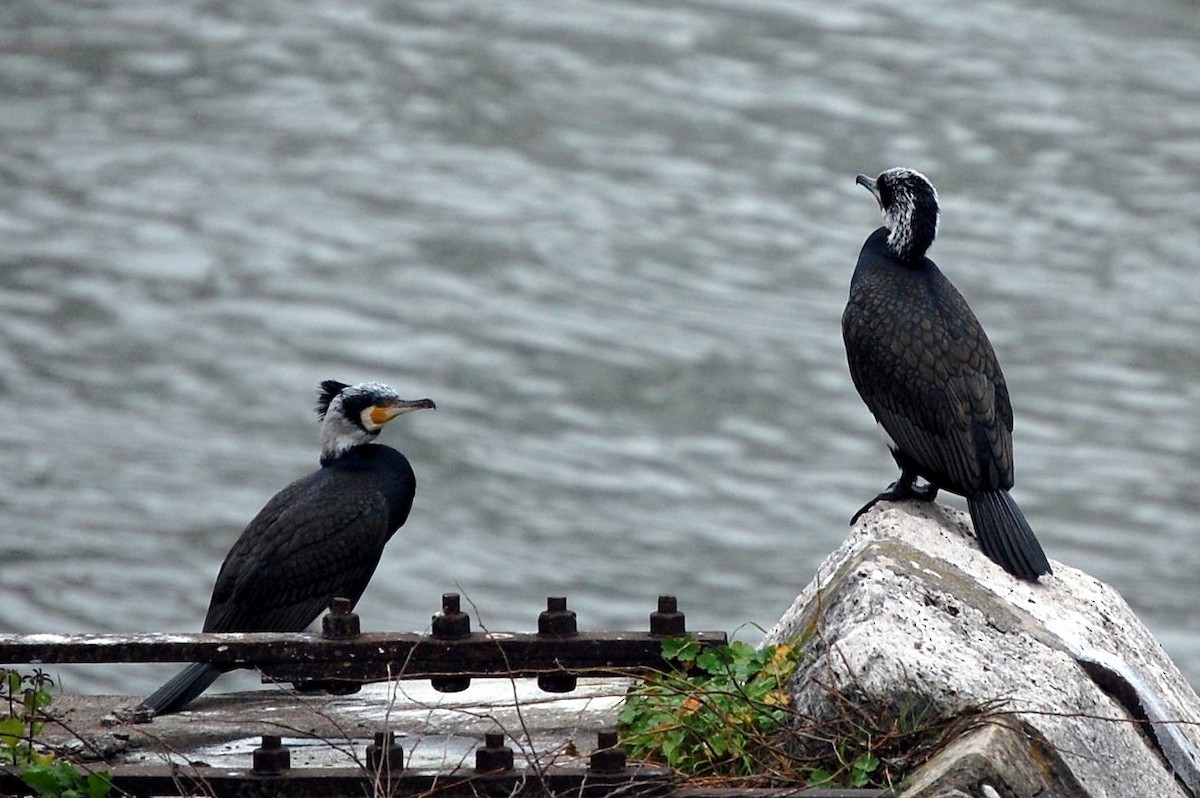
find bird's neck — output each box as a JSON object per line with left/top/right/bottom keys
{"left": 856, "top": 228, "right": 937, "bottom": 281}
{"left": 324, "top": 442, "right": 392, "bottom": 470}
{"left": 320, "top": 425, "right": 378, "bottom": 465}
{"left": 885, "top": 212, "right": 936, "bottom": 263}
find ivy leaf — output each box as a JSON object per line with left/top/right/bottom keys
{"left": 0, "top": 715, "right": 27, "bottom": 742}
{"left": 86, "top": 771, "right": 113, "bottom": 798}
{"left": 660, "top": 637, "right": 700, "bottom": 664}
{"left": 21, "top": 762, "right": 71, "bottom": 796}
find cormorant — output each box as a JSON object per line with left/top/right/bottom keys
{"left": 139, "top": 380, "right": 435, "bottom": 715}
{"left": 842, "top": 167, "right": 1052, "bottom": 581}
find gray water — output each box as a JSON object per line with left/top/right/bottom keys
{"left": 1, "top": 0, "right": 1198, "bottom": 696}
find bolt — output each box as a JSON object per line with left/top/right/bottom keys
{"left": 649, "top": 595, "right": 686, "bottom": 636}
{"left": 537, "top": 596, "right": 578, "bottom": 637}
{"left": 430, "top": 674, "right": 471, "bottom": 693}
{"left": 252, "top": 735, "right": 291, "bottom": 775}
{"left": 322, "top": 680, "right": 362, "bottom": 695}
{"left": 292, "top": 675, "right": 362, "bottom": 695}
{"left": 535, "top": 597, "right": 578, "bottom": 693}
{"left": 366, "top": 730, "right": 405, "bottom": 773}
{"left": 431, "top": 593, "right": 471, "bottom": 639}
{"left": 322, "top": 596, "right": 361, "bottom": 639}
{"left": 430, "top": 593, "right": 472, "bottom": 691}
{"left": 475, "top": 731, "right": 514, "bottom": 773}
{"left": 537, "top": 671, "right": 578, "bottom": 693}
{"left": 589, "top": 728, "right": 627, "bottom": 774}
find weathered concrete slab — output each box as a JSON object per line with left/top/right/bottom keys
{"left": 764, "top": 501, "right": 1200, "bottom": 798}
{"left": 41, "top": 677, "right": 631, "bottom": 772}
{"left": 894, "top": 716, "right": 1087, "bottom": 798}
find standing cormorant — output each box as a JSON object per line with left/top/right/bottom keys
{"left": 842, "top": 168, "right": 1051, "bottom": 581}
{"left": 139, "top": 380, "right": 435, "bottom": 715}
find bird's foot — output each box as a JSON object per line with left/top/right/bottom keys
{"left": 908, "top": 480, "right": 939, "bottom": 502}
{"left": 850, "top": 478, "right": 939, "bottom": 525}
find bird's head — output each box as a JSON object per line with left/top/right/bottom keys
{"left": 856, "top": 167, "right": 939, "bottom": 262}
{"left": 316, "top": 380, "right": 435, "bottom": 464}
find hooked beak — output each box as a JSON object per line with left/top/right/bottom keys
{"left": 369, "top": 397, "right": 436, "bottom": 426}
{"left": 856, "top": 173, "right": 882, "bottom": 207}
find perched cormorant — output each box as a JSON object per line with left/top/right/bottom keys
{"left": 139, "top": 380, "right": 435, "bottom": 715}
{"left": 842, "top": 168, "right": 1051, "bottom": 581}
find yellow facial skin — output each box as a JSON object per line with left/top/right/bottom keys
{"left": 369, "top": 404, "right": 401, "bottom": 426}
{"left": 362, "top": 398, "right": 435, "bottom": 431}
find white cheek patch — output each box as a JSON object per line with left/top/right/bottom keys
{"left": 360, "top": 407, "right": 383, "bottom": 432}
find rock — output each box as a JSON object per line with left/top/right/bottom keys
{"left": 763, "top": 501, "right": 1200, "bottom": 798}
{"left": 895, "top": 716, "right": 1086, "bottom": 797}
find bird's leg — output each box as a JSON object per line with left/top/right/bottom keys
{"left": 908, "top": 479, "right": 939, "bottom": 502}
{"left": 850, "top": 470, "right": 939, "bottom": 524}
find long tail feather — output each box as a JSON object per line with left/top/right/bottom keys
{"left": 967, "top": 490, "right": 1052, "bottom": 581}
{"left": 139, "top": 663, "right": 221, "bottom": 716}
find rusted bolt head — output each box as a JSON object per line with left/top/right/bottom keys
{"left": 322, "top": 680, "right": 362, "bottom": 695}
{"left": 538, "top": 596, "right": 578, "bottom": 637}
{"left": 650, "top": 595, "right": 686, "bottom": 636}
{"left": 537, "top": 672, "right": 578, "bottom": 693}
{"left": 431, "top": 675, "right": 471, "bottom": 693}
{"left": 432, "top": 592, "right": 471, "bottom": 639}
{"left": 475, "top": 731, "right": 514, "bottom": 773}
{"left": 590, "top": 728, "right": 627, "bottom": 774}
{"left": 366, "top": 730, "right": 405, "bottom": 772}
{"left": 252, "top": 735, "right": 291, "bottom": 775}
{"left": 322, "top": 598, "right": 361, "bottom": 639}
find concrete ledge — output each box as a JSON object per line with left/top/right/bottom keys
{"left": 39, "top": 677, "right": 631, "bottom": 771}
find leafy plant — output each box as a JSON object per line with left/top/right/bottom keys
{"left": 618, "top": 637, "right": 978, "bottom": 789}
{"left": 1, "top": 669, "right": 112, "bottom": 798}
{"left": 1, "top": 669, "right": 54, "bottom": 767}
{"left": 20, "top": 760, "right": 114, "bottom": 798}
{"left": 806, "top": 746, "right": 881, "bottom": 789}
{"left": 617, "top": 637, "right": 800, "bottom": 778}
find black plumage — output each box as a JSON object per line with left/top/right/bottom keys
{"left": 140, "top": 380, "right": 434, "bottom": 715}
{"left": 842, "top": 168, "right": 1051, "bottom": 581}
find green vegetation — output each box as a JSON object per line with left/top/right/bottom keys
{"left": 618, "top": 637, "right": 805, "bottom": 780}
{"left": 618, "top": 636, "right": 992, "bottom": 790}
{"left": 1, "top": 669, "right": 112, "bottom": 798}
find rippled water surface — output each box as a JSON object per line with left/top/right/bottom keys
{"left": 1, "top": 0, "right": 1198, "bottom": 694}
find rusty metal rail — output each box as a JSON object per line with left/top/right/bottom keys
{"left": 0, "top": 594, "right": 726, "bottom": 692}
{"left": 1, "top": 764, "right": 677, "bottom": 798}
{"left": 0, "top": 728, "right": 890, "bottom": 798}
{"left": 0, "top": 728, "right": 892, "bottom": 798}
{"left": 0, "top": 595, "right": 894, "bottom": 797}
{"left": 5, "top": 765, "right": 675, "bottom": 798}
{"left": 0, "top": 764, "right": 889, "bottom": 798}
